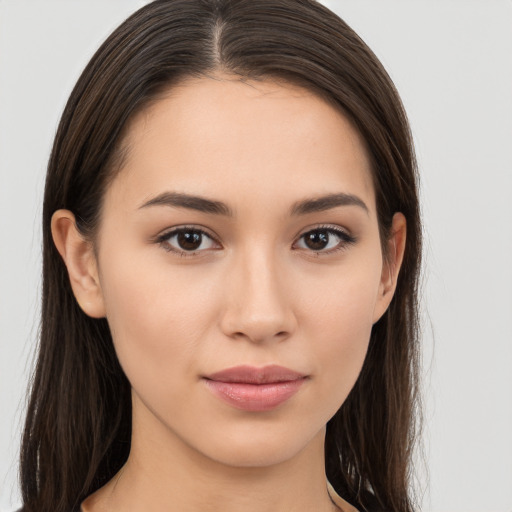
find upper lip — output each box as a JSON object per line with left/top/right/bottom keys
{"left": 204, "top": 365, "right": 306, "bottom": 384}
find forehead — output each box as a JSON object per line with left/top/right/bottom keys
{"left": 105, "top": 75, "right": 375, "bottom": 216}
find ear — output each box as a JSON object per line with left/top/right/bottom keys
{"left": 51, "top": 209, "right": 106, "bottom": 318}
{"left": 372, "top": 212, "right": 407, "bottom": 324}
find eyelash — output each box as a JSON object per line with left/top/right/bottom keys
{"left": 155, "top": 225, "right": 356, "bottom": 258}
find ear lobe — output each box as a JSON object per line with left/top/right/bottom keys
{"left": 372, "top": 212, "right": 407, "bottom": 324}
{"left": 51, "top": 209, "right": 106, "bottom": 318}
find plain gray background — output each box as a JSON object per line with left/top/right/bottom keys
{"left": 1, "top": 1, "right": 511, "bottom": 510}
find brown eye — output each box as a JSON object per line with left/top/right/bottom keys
{"left": 295, "top": 227, "right": 356, "bottom": 254}
{"left": 303, "top": 230, "right": 330, "bottom": 250}
{"left": 176, "top": 230, "right": 203, "bottom": 250}
{"left": 158, "top": 227, "right": 218, "bottom": 254}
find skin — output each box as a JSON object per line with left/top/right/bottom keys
{"left": 52, "top": 75, "right": 406, "bottom": 512}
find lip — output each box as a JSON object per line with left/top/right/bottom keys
{"left": 202, "top": 365, "right": 307, "bottom": 412}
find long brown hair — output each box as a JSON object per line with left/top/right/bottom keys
{"left": 20, "top": 1, "right": 422, "bottom": 511}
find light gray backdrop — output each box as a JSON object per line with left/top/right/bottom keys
{"left": 1, "top": 1, "right": 511, "bottom": 511}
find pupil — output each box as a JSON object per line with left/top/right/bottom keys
{"left": 305, "top": 230, "right": 329, "bottom": 250}
{"left": 178, "top": 231, "right": 202, "bottom": 250}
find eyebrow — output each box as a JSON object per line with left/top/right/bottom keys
{"left": 139, "top": 191, "right": 234, "bottom": 216}
{"left": 139, "top": 191, "right": 368, "bottom": 216}
{"left": 290, "top": 192, "right": 369, "bottom": 216}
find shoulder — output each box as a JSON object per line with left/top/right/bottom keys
{"left": 327, "top": 481, "right": 360, "bottom": 512}
{"left": 327, "top": 480, "right": 387, "bottom": 512}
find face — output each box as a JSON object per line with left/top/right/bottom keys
{"left": 86, "top": 76, "right": 397, "bottom": 467}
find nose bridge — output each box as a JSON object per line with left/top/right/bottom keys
{"left": 220, "top": 241, "right": 295, "bottom": 343}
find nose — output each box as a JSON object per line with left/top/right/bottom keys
{"left": 219, "top": 247, "right": 297, "bottom": 344}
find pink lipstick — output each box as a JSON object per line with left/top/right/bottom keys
{"left": 203, "top": 365, "right": 307, "bottom": 412}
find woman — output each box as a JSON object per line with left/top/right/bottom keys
{"left": 19, "top": 1, "right": 422, "bottom": 511}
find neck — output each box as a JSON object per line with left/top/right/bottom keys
{"left": 82, "top": 394, "right": 345, "bottom": 512}
{"left": 106, "top": 435, "right": 336, "bottom": 512}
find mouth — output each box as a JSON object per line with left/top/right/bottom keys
{"left": 202, "top": 365, "right": 308, "bottom": 412}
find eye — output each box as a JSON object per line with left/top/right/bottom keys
{"left": 294, "top": 226, "right": 356, "bottom": 255}
{"left": 157, "top": 227, "right": 220, "bottom": 256}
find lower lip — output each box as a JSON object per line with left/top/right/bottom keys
{"left": 203, "top": 378, "right": 306, "bottom": 412}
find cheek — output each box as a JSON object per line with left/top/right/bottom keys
{"left": 299, "top": 255, "right": 382, "bottom": 409}
{"left": 98, "top": 249, "right": 220, "bottom": 386}
{"left": 301, "top": 249, "right": 382, "bottom": 342}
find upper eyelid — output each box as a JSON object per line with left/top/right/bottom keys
{"left": 298, "top": 223, "right": 350, "bottom": 235}
{"left": 158, "top": 225, "right": 218, "bottom": 240}
{"left": 157, "top": 223, "right": 350, "bottom": 240}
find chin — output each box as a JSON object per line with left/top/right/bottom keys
{"left": 190, "top": 421, "right": 326, "bottom": 469}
